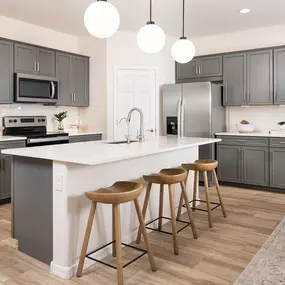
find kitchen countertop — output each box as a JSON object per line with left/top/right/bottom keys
{"left": 216, "top": 132, "right": 285, "bottom": 138}
{"left": 2, "top": 136, "right": 221, "bottom": 165}
{"left": 0, "top": 132, "right": 103, "bottom": 142}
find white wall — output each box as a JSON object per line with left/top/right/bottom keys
{"left": 78, "top": 37, "right": 107, "bottom": 137}
{"left": 192, "top": 24, "right": 285, "bottom": 132}
{"left": 106, "top": 31, "right": 176, "bottom": 139}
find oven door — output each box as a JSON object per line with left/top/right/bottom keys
{"left": 15, "top": 73, "right": 58, "bottom": 104}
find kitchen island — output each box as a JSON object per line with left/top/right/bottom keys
{"left": 3, "top": 136, "right": 220, "bottom": 279}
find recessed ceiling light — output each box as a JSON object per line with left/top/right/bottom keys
{"left": 239, "top": 8, "right": 251, "bottom": 14}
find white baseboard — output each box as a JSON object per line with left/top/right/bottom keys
{"left": 50, "top": 200, "right": 200, "bottom": 279}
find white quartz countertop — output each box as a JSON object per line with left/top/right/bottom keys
{"left": 2, "top": 136, "right": 221, "bottom": 166}
{"left": 68, "top": 132, "right": 103, "bottom": 136}
{"left": 0, "top": 136, "right": 27, "bottom": 142}
{"left": 216, "top": 132, "right": 285, "bottom": 138}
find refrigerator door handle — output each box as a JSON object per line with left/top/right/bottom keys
{"left": 181, "top": 99, "right": 185, "bottom": 138}
{"left": 177, "top": 99, "right": 182, "bottom": 137}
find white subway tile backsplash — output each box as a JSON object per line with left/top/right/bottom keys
{"left": 0, "top": 104, "right": 79, "bottom": 132}
{"left": 228, "top": 105, "right": 285, "bottom": 132}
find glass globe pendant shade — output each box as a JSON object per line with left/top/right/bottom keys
{"left": 171, "top": 38, "right": 195, "bottom": 64}
{"left": 84, "top": 1, "right": 120, "bottom": 38}
{"left": 137, "top": 22, "right": 166, "bottom": 54}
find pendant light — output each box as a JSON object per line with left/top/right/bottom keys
{"left": 137, "top": 0, "right": 166, "bottom": 54}
{"left": 84, "top": 0, "right": 120, "bottom": 39}
{"left": 171, "top": 0, "right": 195, "bottom": 63}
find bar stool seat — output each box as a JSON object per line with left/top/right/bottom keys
{"left": 177, "top": 159, "right": 227, "bottom": 228}
{"left": 137, "top": 168, "right": 198, "bottom": 256}
{"left": 77, "top": 181, "right": 157, "bottom": 285}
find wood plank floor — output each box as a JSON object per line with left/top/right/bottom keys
{"left": 0, "top": 186, "right": 285, "bottom": 285}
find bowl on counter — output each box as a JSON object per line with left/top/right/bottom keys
{"left": 236, "top": 123, "right": 255, "bottom": 133}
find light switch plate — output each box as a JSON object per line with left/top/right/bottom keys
{"left": 55, "top": 175, "right": 63, "bottom": 191}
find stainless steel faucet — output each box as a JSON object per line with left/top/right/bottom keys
{"left": 126, "top": 107, "right": 144, "bottom": 143}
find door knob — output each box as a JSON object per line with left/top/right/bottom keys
{"left": 147, "top": 129, "right": 155, "bottom": 132}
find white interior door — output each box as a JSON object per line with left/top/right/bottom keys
{"left": 115, "top": 69, "right": 156, "bottom": 140}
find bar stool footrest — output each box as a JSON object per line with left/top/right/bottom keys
{"left": 182, "top": 199, "right": 221, "bottom": 212}
{"left": 85, "top": 241, "right": 147, "bottom": 270}
{"left": 145, "top": 216, "right": 191, "bottom": 235}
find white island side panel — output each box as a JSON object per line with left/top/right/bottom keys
{"left": 51, "top": 146, "right": 199, "bottom": 279}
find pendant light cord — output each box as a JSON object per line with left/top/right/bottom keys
{"left": 182, "top": 0, "right": 186, "bottom": 39}
{"left": 150, "top": 0, "right": 152, "bottom": 22}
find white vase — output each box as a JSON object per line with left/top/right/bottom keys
{"left": 279, "top": 125, "right": 285, "bottom": 130}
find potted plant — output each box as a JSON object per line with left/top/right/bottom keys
{"left": 278, "top": 121, "right": 285, "bottom": 130}
{"left": 54, "top": 111, "right": 68, "bottom": 132}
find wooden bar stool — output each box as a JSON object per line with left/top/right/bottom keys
{"left": 136, "top": 168, "right": 198, "bottom": 255}
{"left": 177, "top": 160, "right": 227, "bottom": 228}
{"left": 77, "top": 181, "right": 157, "bottom": 285}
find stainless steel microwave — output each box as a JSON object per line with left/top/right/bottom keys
{"left": 15, "top": 73, "right": 59, "bottom": 104}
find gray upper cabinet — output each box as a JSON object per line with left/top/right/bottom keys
{"left": 274, "top": 48, "right": 285, "bottom": 104}
{"left": 176, "top": 55, "right": 222, "bottom": 82}
{"left": 37, "top": 48, "right": 55, "bottom": 77}
{"left": 72, "top": 56, "right": 89, "bottom": 107}
{"left": 56, "top": 52, "right": 89, "bottom": 107}
{"left": 15, "top": 43, "right": 55, "bottom": 76}
{"left": 0, "top": 40, "right": 14, "bottom": 103}
{"left": 247, "top": 49, "right": 273, "bottom": 104}
{"left": 56, "top": 52, "right": 73, "bottom": 106}
{"left": 217, "top": 145, "right": 242, "bottom": 183}
{"left": 199, "top": 55, "right": 223, "bottom": 77}
{"left": 242, "top": 146, "right": 269, "bottom": 186}
{"left": 176, "top": 59, "right": 198, "bottom": 81}
{"left": 223, "top": 53, "right": 247, "bottom": 106}
{"left": 14, "top": 43, "right": 36, "bottom": 74}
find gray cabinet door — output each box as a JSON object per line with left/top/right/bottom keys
{"left": 217, "top": 145, "right": 242, "bottom": 183}
{"left": 14, "top": 43, "right": 37, "bottom": 74}
{"left": 1, "top": 155, "right": 12, "bottom": 199}
{"left": 71, "top": 56, "right": 89, "bottom": 107}
{"left": 56, "top": 52, "right": 73, "bottom": 106}
{"left": 176, "top": 59, "right": 198, "bottom": 81}
{"left": 198, "top": 55, "right": 223, "bottom": 77}
{"left": 270, "top": 147, "right": 285, "bottom": 189}
{"left": 0, "top": 40, "right": 14, "bottom": 103}
{"left": 274, "top": 48, "right": 285, "bottom": 104}
{"left": 242, "top": 146, "right": 269, "bottom": 186}
{"left": 37, "top": 48, "right": 55, "bottom": 77}
{"left": 223, "top": 53, "right": 247, "bottom": 106}
{"left": 247, "top": 49, "right": 273, "bottom": 104}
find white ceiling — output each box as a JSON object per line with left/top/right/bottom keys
{"left": 1, "top": 0, "right": 285, "bottom": 38}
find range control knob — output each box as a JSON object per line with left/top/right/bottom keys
{"left": 13, "top": 119, "right": 17, "bottom": 123}
{"left": 9, "top": 119, "right": 12, "bottom": 123}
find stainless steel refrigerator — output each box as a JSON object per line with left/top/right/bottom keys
{"left": 162, "top": 82, "right": 226, "bottom": 185}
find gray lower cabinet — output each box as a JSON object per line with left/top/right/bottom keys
{"left": 217, "top": 145, "right": 242, "bottom": 183}
{"left": 0, "top": 39, "right": 14, "bottom": 103}
{"left": 69, "top": 134, "right": 102, "bottom": 144}
{"left": 56, "top": 52, "right": 89, "bottom": 107}
{"left": 270, "top": 148, "right": 285, "bottom": 188}
{"left": 223, "top": 53, "right": 247, "bottom": 106}
{"left": 217, "top": 136, "right": 270, "bottom": 187}
{"left": 242, "top": 146, "right": 269, "bottom": 186}
{"left": 274, "top": 48, "right": 285, "bottom": 104}
{"left": 14, "top": 43, "right": 55, "bottom": 76}
{"left": 0, "top": 140, "right": 26, "bottom": 201}
{"left": 247, "top": 49, "right": 273, "bottom": 104}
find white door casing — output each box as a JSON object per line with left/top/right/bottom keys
{"left": 114, "top": 68, "right": 157, "bottom": 141}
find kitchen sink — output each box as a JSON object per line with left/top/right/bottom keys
{"left": 107, "top": 140, "right": 139, "bottom": 145}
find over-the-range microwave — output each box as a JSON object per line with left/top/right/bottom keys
{"left": 15, "top": 73, "right": 59, "bottom": 104}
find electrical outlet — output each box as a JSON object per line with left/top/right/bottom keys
{"left": 55, "top": 175, "right": 63, "bottom": 191}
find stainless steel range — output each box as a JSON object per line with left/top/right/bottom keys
{"left": 3, "top": 116, "right": 69, "bottom": 147}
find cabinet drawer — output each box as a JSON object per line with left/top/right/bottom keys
{"left": 269, "top": 137, "right": 285, "bottom": 147}
{"left": 69, "top": 134, "right": 102, "bottom": 143}
{"left": 0, "top": 140, "right": 26, "bottom": 150}
{"left": 217, "top": 136, "right": 268, "bottom": 147}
